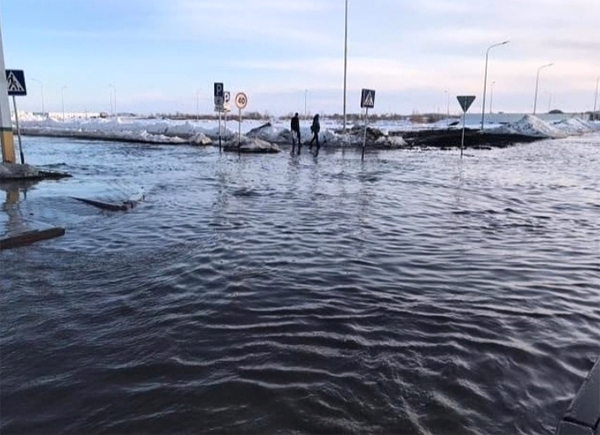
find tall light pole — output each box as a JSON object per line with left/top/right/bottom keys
{"left": 444, "top": 90, "right": 450, "bottom": 125}
{"left": 61, "top": 86, "right": 67, "bottom": 121}
{"left": 594, "top": 76, "right": 599, "bottom": 116}
{"left": 195, "top": 89, "right": 201, "bottom": 120}
{"left": 304, "top": 89, "right": 308, "bottom": 119}
{"left": 109, "top": 84, "right": 116, "bottom": 116}
{"left": 481, "top": 40, "right": 509, "bottom": 131}
{"left": 533, "top": 62, "right": 553, "bottom": 115}
{"left": 489, "top": 81, "right": 495, "bottom": 115}
{"left": 31, "top": 78, "right": 44, "bottom": 114}
{"left": 342, "top": 0, "right": 348, "bottom": 133}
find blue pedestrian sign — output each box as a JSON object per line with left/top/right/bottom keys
{"left": 6, "top": 70, "right": 27, "bottom": 96}
{"left": 361, "top": 89, "right": 375, "bottom": 108}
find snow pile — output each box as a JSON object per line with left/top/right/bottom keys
{"left": 490, "top": 115, "right": 599, "bottom": 138}
{"left": 12, "top": 112, "right": 598, "bottom": 148}
{"left": 246, "top": 122, "right": 290, "bottom": 143}
{"left": 18, "top": 114, "right": 213, "bottom": 145}
{"left": 490, "top": 115, "right": 564, "bottom": 138}
{"left": 553, "top": 117, "right": 598, "bottom": 135}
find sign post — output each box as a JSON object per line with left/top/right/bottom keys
{"left": 235, "top": 92, "right": 248, "bottom": 152}
{"left": 223, "top": 91, "right": 230, "bottom": 133}
{"left": 6, "top": 69, "right": 27, "bottom": 164}
{"left": 214, "top": 82, "right": 224, "bottom": 152}
{"left": 456, "top": 95, "right": 476, "bottom": 159}
{"left": 360, "top": 89, "right": 375, "bottom": 161}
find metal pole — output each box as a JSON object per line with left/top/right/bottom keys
{"left": 362, "top": 107, "right": 368, "bottom": 161}
{"left": 533, "top": 63, "right": 553, "bottom": 115}
{"left": 218, "top": 111, "right": 222, "bottom": 153}
{"left": 343, "top": 0, "right": 348, "bottom": 134}
{"left": 489, "top": 81, "right": 495, "bottom": 116}
{"left": 196, "top": 89, "right": 200, "bottom": 120}
{"left": 61, "top": 86, "right": 66, "bottom": 121}
{"left": 461, "top": 110, "right": 466, "bottom": 159}
{"left": 12, "top": 96, "right": 24, "bottom": 164}
{"left": 304, "top": 89, "right": 308, "bottom": 119}
{"left": 481, "top": 41, "right": 509, "bottom": 131}
{"left": 238, "top": 108, "right": 242, "bottom": 155}
{"left": 594, "top": 76, "right": 599, "bottom": 115}
{"left": 445, "top": 90, "right": 450, "bottom": 126}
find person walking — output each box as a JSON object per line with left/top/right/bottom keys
{"left": 308, "top": 114, "right": 320, "bottom": 156}
{"left": 290, "top": 112, "right": 301, "bottom": 154}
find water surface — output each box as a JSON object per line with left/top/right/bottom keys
{"left": 1, "top": 135, "right": 599, "bottom": 434}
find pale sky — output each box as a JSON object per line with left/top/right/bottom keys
{"left": 1, "top": 0, "right": 599, "bottom": 116}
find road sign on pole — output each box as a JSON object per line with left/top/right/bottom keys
{"left": 224, "top": 91, "right": 231, "bottom": 111}
{"left": 214, "top": 82, "right": 223, "bottom": 97}
{"left": 456, "top": 95, "right": 476, "bottom": 158}
{"left": 6, "top": 70, "right": 26, "bottom": 96}
{"left": 235, "top": 92, "right": 248, "bottom": 150}
{"left": 235, "top": 92, "right": 248, "bottom": 110}
{"left": 457, "top": 95, "right": 475, "bottom": 113}
{"left": 360, "top": 89, "right": 375, "bottom": 160}
{"left": 361, "top": 89, "right": 375, "bottom": 109}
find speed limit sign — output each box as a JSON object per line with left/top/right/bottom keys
{"left": 235, "top": 92, "right": 248, "bottom": 110}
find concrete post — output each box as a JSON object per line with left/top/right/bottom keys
{"left": 0, "top": 18, "right": 16, "bottom": 163}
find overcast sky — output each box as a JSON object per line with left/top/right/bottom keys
{"left": 1, "top": 0, "right": 599, "bottom": 116}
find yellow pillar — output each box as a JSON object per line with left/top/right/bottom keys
{"left": 0, "top": 16, "right": 16, "bottom": 163}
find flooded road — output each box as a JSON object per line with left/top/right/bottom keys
{"left": 1, "top": 135, "right": 599, "bottom": 434}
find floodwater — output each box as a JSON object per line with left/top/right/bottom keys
{"left": 1, "top": 134, "right": 599, "bottom": 434}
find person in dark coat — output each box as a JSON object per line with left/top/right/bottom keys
{"left": 290, "top": 113, "right": 301, "bottom": 154}
{"left": 308, "top": 114, "right": 320, "bottom": 155}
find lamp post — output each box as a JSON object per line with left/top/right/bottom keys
{"left": 195, "top": 89, "right": 201, "bottom": 120}
{"left": 594, "top": 76, "right": 599, "bottom": 115}
{"left": 533, "top": 62, "right": 553, "bottom": 115}
{"left": 444, "top": 90, "right": 450, "bottom": 125}
{"left": 61, "top": 86, "right": 67, "bottom": 121}
{"left": 489, "top": 81, "right": 495, "bottom": 115}
{"left": 481, "top": 40, "right": 509, "bottom": 131}
{"left": 304, "top": 89, "right": 308, "bottom": 119}
{"left": 109, "top": 84, "right": 117, "bottom": 116}
{"left": 342, "top": 0, "right": 348, "bottom": 133}
{"left": 31, "top": 78, "right": 44, "bottom": 114}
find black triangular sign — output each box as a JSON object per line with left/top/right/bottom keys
{"left": 457, "top": 95, "right": 476, "bottom": 113}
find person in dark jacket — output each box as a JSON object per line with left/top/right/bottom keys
{"left": 290, "top": 113, "right": 301, "bottom": 154}
{"left": 308, "top": 114, "right": 320, "bottom": 155}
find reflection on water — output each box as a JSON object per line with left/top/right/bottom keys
{"left": 1, "top": 135, "right": 599, "bottom": 434}
{"left": 1, "top": 180, "right": 37, "bottom": 236}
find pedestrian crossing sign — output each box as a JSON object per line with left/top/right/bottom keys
{"left": 361, "top": 89, "right": 375, "bottom": 109}
{"left": 5, "top": 70, "right": 27, "bottom": 96}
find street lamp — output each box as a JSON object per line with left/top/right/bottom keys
{"left": 304, "top": 89, "right": 308, "bottom": 119}
{"left": 481, "top": 40, "right": 509, "bottom": 131}
{"left": 594, "top": 76, "right": 599, "bottom": 115}
{"left": 195, "top": 89, "right": 201, "bottom": 120}
{"left": 109, "top": 84, "right": 117, "bottom": 116}
{"left": 489, "top": 81, "right": 495, "bottom": 115}
{"left": 61, "top": 86, "right": 67, "bottom": 121}
{"left": 533, "top": 62, "right": 553, "bottom": 115}
{"left": 342, "top": 0, "right": 348, "bottom": 133}
{"left": 31, "top": 77, "right": 44, "bottom": 114}
{"left": 444, "top": 90, "right": 450, "bottom": 125}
